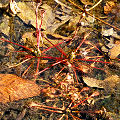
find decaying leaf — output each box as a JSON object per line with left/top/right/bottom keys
{"left": 10, "top": 0, "right": 21, "bottom": 15}
{"left": 17, "top": 2, "right": 71, "bottom": 33}
{"left": 83, "top": 77, "right": 104, "bottom": 88}
{"left": 104, "top": 1, "right": 116, "bottom": 14}
{"left": 102, "top": 27, "right": 120, "bottom": 39}
{"left": 83, "top": 75, "right": 120, "bottom": 94}
{"left": 109, "top": 44, "right": 120, "bottom": 59}
{"left": 0, "top": 74, "right": 40, "bottom": 103}
{"left": 0, "top": 15, "right": 10, "bottom": 36}
{"left": 102, "top": 75, "right": 120, "bottom": 93}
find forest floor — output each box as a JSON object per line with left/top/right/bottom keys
{"left": 0, "top": 0, "right": 120, "bottom": 119}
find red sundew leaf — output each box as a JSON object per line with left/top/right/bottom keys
{"left": 0, "top": 74, "right": 40, "bottom": 103}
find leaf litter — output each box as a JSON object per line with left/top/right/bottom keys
{"left": 0, "top": 0, "right": 120, "bottom": 119}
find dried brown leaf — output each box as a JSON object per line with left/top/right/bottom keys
{"left": 109, "top": 44, "right": 120, "bottom": 59}
{"left": 83, "top": 75, "right": 120, "bottom": 94}
{"left": 0, "top": 74, "right": 40, "bottom": 103}
{"left": 83, "top": 77, "right": 104, "bottom": 88}
{"left": 104, "top": 1, "right": 116, "bottom": 14}
{"left": 102, "top": 75, "right": 120, "bottom": 93}
{"left": 17, "top": 2, "right": 71, "bottom": 33}
{"left": 22, "top": 31, "right": 70, "bottom": 49}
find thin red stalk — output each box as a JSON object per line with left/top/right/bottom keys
{"left": 70, "top": 113, "right": 82, "bottom": 120}
{"left": 58, "top": 114, "right": 65, "bottom": 120}
{"left": 24, "top": 54, "right": 62, "bottom": 60}
{"left": 55, "top": 66, "right": 66, "bottom": 78}
{"left": 30, "top": 103, "right": 63, "bottom": 113}
{"left": 44, "top": 36, "right": 67, "bottom": 57}
{"left": 36, "top": 3, "right": 40, "bottom": 52}
{"left": 66, "top": 115, "right": 68, "bottom": 120}
{"left": 34, "top": 58, "right": 40, "bottom": 80}
{"left": 22, "top": 62, "right": 33, "bottom": 77}
{"left": 75, "top": 64, "right": 105, "bottom": 71}
{"left": 71, "top": 96, "right": 90, "bottom": 109}
{"left": 85, "top": 41, "right": 103, "bottom": 53}
{"left": 75, "top": 60, "right": 105, "bottom": 71}
{"left": 72, "top": 91, "right": 99, "bottom": 109}
{"left": 75, "top": 33, "right": 90, "bottom": 53}
{"left": 75, "top": 38, "right": 85, "bottom": 53}
{"left": 89, "top": 65, "right": 105, "bottom": 71}
{"left": 35, "top": 59, "right": 67, "bottom": 75}
{"left": 85, "top": 56, "right": 103, "bottom": 59}
{"left": 23, "top": 55, "right": 35, "bottom": 59}
{"left": 68, "top": 100, "right": 74, "bottom": 109}
{"left": 0, "top": 38, "right": 33, "bottom": 52}
{"left": 8, "top": 58, "right": 32, "bottom": 68}
{"left": 71, "top": 64, "right": 79, "bottom": 83}
{"left": 38, "top": 54, "right": 62, "bottom": 60}
{"left": 42, "top": 40, "right": 65, "bottom": 53}
{"left": 55, "top": 73, "right": 65, "bottom": 82}
{"left": 72, "top": 110, "right": 98, "bottom": 114}
{"left": 65, "top": 14, "right": 84, "bottom": 47}
{"left": 41, "top": 105, "right": 63, "bottom": 111}
{"left": 37, "top": 56, "right": 62, "bottom": 60}
{"left": 75, "top": 58, "right": 111, "bottom": 64}
{"left": 71, "top": 15, "right": 84, "bottom": 41}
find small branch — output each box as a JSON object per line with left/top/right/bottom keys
{"left": 68, "top": 0, "right": 120, "bottom": 31}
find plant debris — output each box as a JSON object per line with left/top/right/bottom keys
{"left": 0, "top": 0, "right": 120, "bottom": 119}
{"left": 0, "top": 74, "right": 40, "bottom": 103}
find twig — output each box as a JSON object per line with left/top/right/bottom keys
{"left": 68, "top": 0, "right": 120, "bottom": 31}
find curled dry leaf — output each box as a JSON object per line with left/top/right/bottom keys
{"left": 0, "top": 74, "right": 40, "bottom": 103}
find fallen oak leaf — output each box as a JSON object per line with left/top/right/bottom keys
{"left": 0, "top": 74, "right": 40, "bottom": 103}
